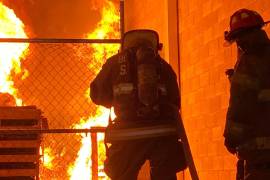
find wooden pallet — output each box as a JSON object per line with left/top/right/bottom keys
{"left": 0, "top": 106, "right": 45, "bottom": 180}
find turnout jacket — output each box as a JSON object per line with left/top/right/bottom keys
{"left": 224, "top": 30, "right": 270, "bottom": 161}
{"left": 90, "top": 51, "right": 180, "bottom": 125}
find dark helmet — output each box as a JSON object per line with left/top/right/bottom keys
{"left": 224, "top": 9, "right": 270, "bottom": 42}
{"left": 122, "top": 29, "right": 163, "bottom": 51}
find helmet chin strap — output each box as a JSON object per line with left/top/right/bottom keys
{"left": 236, "top": 43, "right": 247, "bottom": 53}
{"left": 236, "top": 36, "right": 256, "bottom": 53}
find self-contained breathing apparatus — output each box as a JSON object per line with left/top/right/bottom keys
{"left": 136, "top": 45, "right": 161, "bottom": 118}
{"left": 106, "top": 30, "right": 180, "bottom": 142}
{"left": 112, "top": 30, "right": 164, "bottom": 121}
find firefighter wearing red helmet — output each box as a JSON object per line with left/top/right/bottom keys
{"left": 90, "top": 29, "right": 187, "bottom": 180}
{"left": 224, "top": 9, "right": 270, "bottom": 180}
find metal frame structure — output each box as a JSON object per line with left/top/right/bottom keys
{"left": 0, "top": 38, "right": 121, "bottom": 44}
{"left": 0, "top": 128, "right": 106, "bottom": 179}
{"left": 0, "top": 1, "right": 125, "bottom": 179}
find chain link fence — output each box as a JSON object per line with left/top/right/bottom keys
{"left": 4, "top": 40, "right": 120, "bottom": 180}
{"left": 14, "top": 41, "right": 119, "bottom": 129}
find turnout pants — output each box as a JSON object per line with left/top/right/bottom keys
{"left": 104, "top": 136, "right": 186, "bottom": 180}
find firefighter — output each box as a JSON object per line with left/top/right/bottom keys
{"left": 223, "top": 9, "right": 270, "bottom": 180}
{"left": 225, "top": 46, "right": 245, "bottom": 180}
{"left": 90, "top": 29, "right": 187, "bottom": 180}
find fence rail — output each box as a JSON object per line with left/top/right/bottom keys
{"left": 0, "top": 38, "right": 121, "bottom": 44}
{"left": 0, "top": 127, "right": 106, "bottom": 134}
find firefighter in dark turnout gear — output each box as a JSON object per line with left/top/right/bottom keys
{"left": 90, "top": 29, "right": 187, "bottom": 180}
{"left": 225, "top": 47, "right": 245, "bottom": 180}
{"left": 224, "top": 9, "right": 270, "bottom": 180}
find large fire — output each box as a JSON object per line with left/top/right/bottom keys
{"left": 0, "top": 2, "right": 28, "bottom": 106}
{"left": 68, "top": 1, "right": 120, "bottom": 180}
{"left": 0, "top": 0, "right": 56, "bottom": 175}
{"left": 0, "top": 0, "right": 120, "bottom": 179}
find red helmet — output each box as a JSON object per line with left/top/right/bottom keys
{"left": 225, "top": 9, "right": 270, "bottom": 42}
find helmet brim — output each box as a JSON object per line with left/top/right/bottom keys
{"left": 265, "top": 20, "right": 270, "bottom": 26}
{"left": 224, "top": 23, "right": 268, "bottom": 42}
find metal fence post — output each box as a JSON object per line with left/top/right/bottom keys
{"left": 91, "top": 132, "right": 98, "bottom": 180}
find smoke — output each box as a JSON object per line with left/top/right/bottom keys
{"left": 0, "top": 0, "right": 118, "bottom": 38}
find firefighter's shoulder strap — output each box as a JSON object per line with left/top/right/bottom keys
{"left": 177, "top": 114, "right": 199, "bottom": 180}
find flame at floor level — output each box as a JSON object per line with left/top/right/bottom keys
{"left": 69, "top": 1, "right": 120, "bottom": 180}
{"left": 0, "top": 2, "right": 29, "bottom": 106}
{"left": 69, "top": 106, "right": 110, "bottom": 180}
{"left": 40, "top": 147, "right": 54, "bottom": 170}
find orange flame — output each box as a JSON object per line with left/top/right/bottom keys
{"left": 86, "top": 1, "right": 120, "bottom": 73}
{"left": 40, "top": 147, "right": 54, "bottom": 170}
{"left": 0, "top": 1, "right": 120, "bottom": 179}
{"left": 69, "top": 1, "right": 120, "bottom": 179}
{"left": 0, "top": 2, "right": 29, "bottom": 106}
{"left": 69, "top": 106, "right": 110, "bottom": 180}
{"left": 0, "top": 2, "right": 55, "bottom": 173}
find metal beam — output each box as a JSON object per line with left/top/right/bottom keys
{"left": 0, "top": 38, "right": 121, "bottom": 44}
{"left": 0, "top": 127, "right": 106, "bottom": 134}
